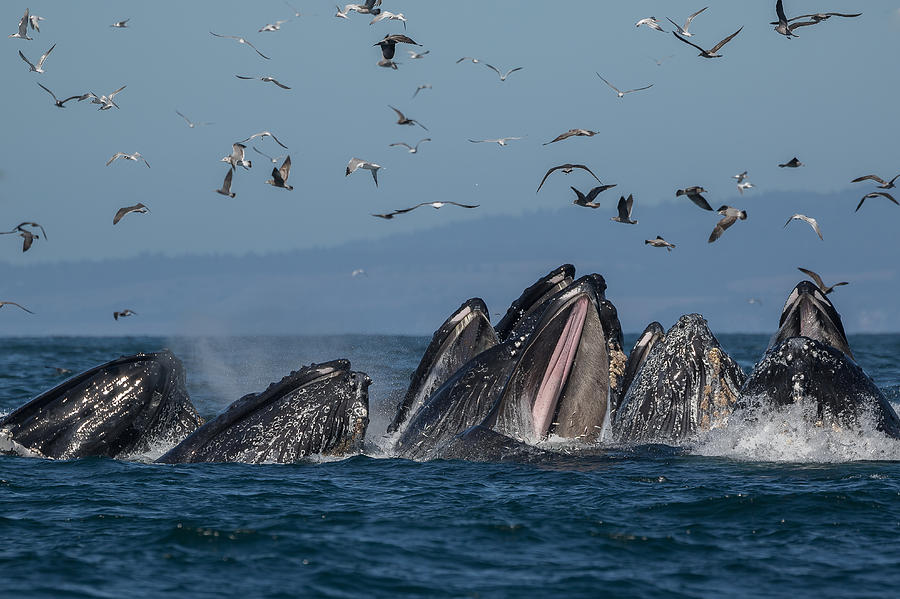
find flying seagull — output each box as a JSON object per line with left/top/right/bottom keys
{"left": 9, "top": 8, "right": 32, "bottom": 40}
{"left": 252, "top": 146, "right": 284, "bottom": 164}
{"left": 666, "top": 7, "right": 708, "bottom": 37}
{"left": 28, "top": 13, "right": 45, "bottom": 32}
{"left": 673, "top": 26, "right": 743, "bottom": 58}
{"left": 456, "top": 57, "right": 480, "bottom": 64}
{"left": 19, "top": 44, "right": 55, "bottom": 74}
{"left": 346, "top": 158, "right": 382, "bottom": 186}
{"left": 412, "top": 84, "right": 432, "bottom": 98}
{"left": 484, "top": 64, "right": 523, "bottom": 81}
{"left": 708, "top": 206, "right": 747, "bottom": 243}
{"left": 110, "top": 19, "right": 129, "bottom": 28}
{"left": 390, "top": 138, "right": 431, "bottom": 153}
{"left": 645, "top": 236, "right": 676, "bottom": 251}
{"left": 374, "top": 202, "right": 479, "bottom": 219}
{"left": 389, "top": 106, "right": 427, "bottom": 130}
{"left": 784, "top": 213, "right": 823, "bottom": 240}
{"left": 779, "top": 157, "right": 803, "bottom": 168}
{"left": 265, "top": 156, "right": 294, "bottom": 190}
{"left": 675, "top": 186, "right": 713, "bottom": 211}
{"left": 235, "top": 74, "right": 291, "bottom": 89}
{"left": 349, "top": 0, "right": 383, "bottom": 15}
{"left": 209, "top": 31, "right": 270, "bottom": 60}
{"left": 543, "top": 129, "right": 599, "bottom": 145}
{"left": 596, "top": 73, "right": 653, "bottom": 98}
{"left": 571, "top": 185, "right": 617, "bottom": 208}
{"left": 258, "top": 20, "right": 288, "bottom": 32}
{"left": 408, "top": 50, "right": 429, "bottom": 59}
{"left": 351, "top": 269, "right": 367, "bottom": 277}
{"left": 856, "top": 192, "right": 898, "bottom": 212}
{"left": 374, "top": 34, "right": 418, "bottom": 60}
{"left": 773, "top": 0, "right": 800, "bottom": 38}
{"left": 798, "top": 267, "right": 848, "bottom": 295}
{"left": 733, "top": 170, "right": 748, "bottom": 183}
{"left": 222, "top": 143, "right": 252, "bottom": 170}
{"left": 37, "top": 83, "right": 84, "bottom": 108}
{"left": 536, "top": 164, "right": 602, "bottom": 192}
{"left": 113, "top": 309, "right": 137, "bottom": 320}
{"left": 113, "top": 203, "right": 149, "bottom": 225}
{"left": 370, "top": 12, "right": 407, "bottom": 28}
{"left": 215, "top": 169, "right": 236, "bottom": 198}
{"left": 468, "top": 137, "right": 523, "bottom": 147}
{"left": 737, "top": 181, "right": 754, "bottom": 194}
{"left": 636, "top": 17, "right": 665, "bottom": 32}
{"left": 335, "top": 5, "right": 351, "bottom": 19}
{"left": 85, "top": 85, "right": 127, "bottom": 110}
{"left": 1, "top": 222, "right": 46, "bottom": 252}
{"left": 611, "top": 195, "right": 638, "bottom": 224}
{"left": 238, "top": 131, "right": 288, "bottom": 149}
{"left": 851, "top": 173, "right": 899, "bottom": 189}
{"left": 0, "top": 301, "right": 34, "bottom": 314}
{"left": 107, "top": 152, "right": 150, "bottom": 168}
{"left": 175, "top": 110, "right": 212, "bottom": 128}
{"left": 376, "top": 58, "right": 400, "bottom": 69}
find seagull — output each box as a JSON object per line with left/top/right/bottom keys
{"left": 798, "top": 267, "right": 848, "bottom": 295}
{"left": 536, "top": 164, "right": 602, "bottom": 192}
{"left": 851, "top": 173, "right": 900, "bottom": 189}
{"left": 675, "top": 186, "right": 713, "bottom": 211}
{"left": 0, "top": 301, "right": 34, "bottom": 314}
{"left": 239, "top": 131, "right": 288, "bottom": 149}
{"left": 175, "top": 110, "right": 212, "bottom": 128}
{"left": 378, "top": 202, "right": 480, "bottom": 218}
{"left": 636, "top": 17, "right": 664, "bottom": 32}
{"left": 390, "top": 138, "right": 431, "bottom": 153}
{"left": 265, "top": 156, "right": 293, "bottom": 190}
{"left": 389, "top": 106, "right": 427, "bottom": 130}
{"left": 770, "top": 9, "right": 861, "bottom": 29}
{"left": 543, "top": 129, "right": 599, "bottom": 145}
{"left": 784, "top": 214, "right": 823, "bottom": 240}
{"left": 611, "top": 194, "right": 638, "bottom": 224}
{"left": 335, "top": 5, "right": 351, "bottom": 18}
{"left": 779, "top": 157, "right": 803, "bottom": 168}
{"left": 708, "top": 206, "right": 747, "bottom": 243}
{"left": 773, "top": 0, "right": 800, "bottom": 38}
{"left": 215, "top": 169, "right": 236, "bottom": 198}
{"left": 571, "top": 185, "right": 617, "bottom": 208}
{"left": 468, "top": 137, "right": 523, "bottom": 147}
{"left": 110, "top": 19, "right": 129, "bottom": 28}
{"left": 370, "top": 12, "right": 407, "bottom": 29}
{"left": 222, "top": 143, "right": 252, "bottom": 170}
{"left": 209, "top": 32, "right": 270, "bottom": 60}
{"left": 856, "top": 192, "right": 898, "bottom": 212}
{"left": 113, "top": 203, "right": 149, "bottom": 225}
{"left": 235, "top": 75, "right": 291, "bottom": 89}
{"left": 748, "top": 298, "right": 763, "bottom": 306}
{"left": 351, "top": 269, "right": 367, "bottom": 277}
{"left": 252, "top": 146, "right": 284, "bottom": 164}
{"left": 374, "top": 34, "right": 418, "bottom": 60}
{"left": 85, "top": 85, "right": 126, "bottom": 110}
{"left": 733, "top": 171, "right": 748, "bottom": 183}
{"left": 349, "top": 0, "right": 383, "bottom": 15}
{"left": 107, "top": 152, "right": 150, "bottom": 168}
{"left": 484, "top": 64, "right": 523, "bottom": 81}
{"left": 456, "top": 57, "right": 480, "bottom": 64}
{"left": 258, "top": 20, "right": 288, "bottom": 32}
{"left": 412, "top": 84, "right": 432, "bottom": 98}
{"left": 673, "top": 27, "right": 743, "bottom": 58}
{"left": 9, "top": 8, "right": 32, "bottom": 39}
{"left": 645, "top": 236, "right": 675, "bottom": 251}
{"left": 666, "top": 7, "right": 708, "bottom": 37}
{"left": 1, "top": 223, "right": 46, "bottom": 253}
{"left": 37, "top": 83, "right": 84, "bottom": 108}
{"left": 19, "top": 44, "right": 55, "bottom": 73}
{"left": 346, "top": 158, "right": 382, "bottom": 186}
{"left": 408, "top": 50, "right": 429, "bottom": 59}
{"left": 113, "top": 309, "right": 137, "bottom": 320}
{"left": 28, "top": 14, "right": 45, "bottom": 32}
{"left": 737, "top": 181, "right": 754, "bottom": 194}
{"left": 596, "top": 73, "right": 653, "bottom": 98}
{"left": 377, "top": 58, "right": 400, "bottom": 69}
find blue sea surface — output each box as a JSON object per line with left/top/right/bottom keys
{"left": 2, "top": 334, "right": 900, "bottom": 599}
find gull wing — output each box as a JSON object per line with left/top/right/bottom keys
{"left": 672, "top": 31, "right": 706, "bottom": 53}
{"left": 710, "top": 27, "right": 743, "bottom": 53}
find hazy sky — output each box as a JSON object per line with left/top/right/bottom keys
{"left": 1, "top": 2, "right": 899, "bottom": 336}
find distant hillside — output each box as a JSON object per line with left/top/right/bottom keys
{"left": 1, "top": 188, "right": 896, "bottom": 336}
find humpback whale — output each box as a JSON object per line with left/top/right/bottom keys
{"left": 396, "top": 275, "right": 612, "bottom": 460}
{"left": 494, "top": 264, "right": 575, "bottom": 341}
{"left": 619, "top": 322, "right": 665, "bottom": 414}
{"left": 387, "top": 298, "right": 498, "bottom": 436}
{"left": 158, "top": 360, "right": 370, "bottom": 463}
{"left": 738, "top": 282, "right": 900, "bottom": 438}
{"left": 614, "top": 314, "right": 745, "bottom": 444}
{"left": 0, "top": 351, "right": 201, "bottom": 460}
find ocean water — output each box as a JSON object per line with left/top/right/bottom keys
{"left": 2, "top": 334, "right": 900, "bottom": 598}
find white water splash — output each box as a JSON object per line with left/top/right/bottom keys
{"left": 690, "top": 401, "right": 900, "bottom": 463}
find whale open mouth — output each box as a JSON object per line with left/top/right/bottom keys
{"left": 530, "top": 296, "right": 589, "bottom": 438}
{"left": 774, "top": 283, "right": 853, "bottom": 360}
